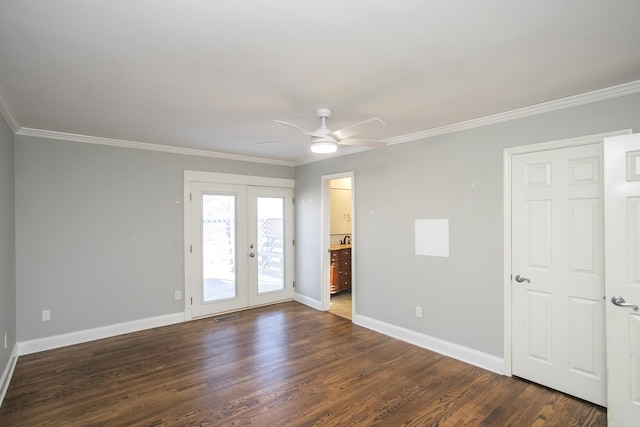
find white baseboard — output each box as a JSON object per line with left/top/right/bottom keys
{"left": 353, "top": 313, "right": 505, "bottom": 375}
{"left": 294, "top": 292, "right": 323, "bottom": 311}
{"left": 0, "top": 344, "right": 18, "bottom": 408}
{"left": 17, "top": 312, "right": 185, "bottom": 356}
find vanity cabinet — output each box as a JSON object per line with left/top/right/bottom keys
{"left": 330, "top": 247, "right": 351, "bottom": 294}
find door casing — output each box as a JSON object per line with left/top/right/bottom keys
{"left": 502, "top": 129, "right": 631, "bottom": 377}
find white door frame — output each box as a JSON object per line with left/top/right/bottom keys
{"left": 321, "top": 171, "right": 355, "bottom": 315}
{"left": 502, "top": 130, "right": 630, "bottom": 376}
{"left": 184, "top": 170, "right": 295, "bottom": 321}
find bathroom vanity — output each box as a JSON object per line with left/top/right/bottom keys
{"left": 329, "top": 244, "right": 351, "bottom": 294}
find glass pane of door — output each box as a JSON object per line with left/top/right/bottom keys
{"left": 256, "top": 196, "right": 285, "bottom": 293}
{"left": 202, "top": 194, "right": 236, "bottom": 301}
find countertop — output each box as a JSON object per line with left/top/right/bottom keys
{"left": 330, "top": 244, "right": 352, "bottom": 250}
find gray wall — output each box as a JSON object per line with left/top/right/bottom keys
{"left": 0, "top": 114, "right": 16, "bottom": 368}
{"left": 294, "top": 92, "right": 640, "bottom": 358}
{"left": 14, "top": 135, "right": 293, "bottom": 341}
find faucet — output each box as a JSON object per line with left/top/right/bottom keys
{"left": 343, "top": 235, "right": 351, "bottom": 245}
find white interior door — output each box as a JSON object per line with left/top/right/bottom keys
{"left": 189, "top": 182, "right": 294, "bottom": 318}
{"left": 604, "top": 133, "right": 640, "bottom": 426}
{"left": 512, "top": 143, "right": 606, "bottom": 406}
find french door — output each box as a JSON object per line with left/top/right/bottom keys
{"left": 188, "top": 179, "right": 294, "bottom": 318}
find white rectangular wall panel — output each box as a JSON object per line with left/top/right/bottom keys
{"left": 415, "top": 219, "right": 449, "bottom": 258}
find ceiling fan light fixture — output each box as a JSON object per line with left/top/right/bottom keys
{"left": 310, "top": 139, "right": 338, "bottom": 154}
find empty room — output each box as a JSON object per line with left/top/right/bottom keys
{"left": 1, "top": 1, "right": 640, "bottom": 425}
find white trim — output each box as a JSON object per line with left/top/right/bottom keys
{"left": 294, "top": 292, "right": 323, "bottom": 311}
{"left": 16, "top": 127, "right": 295, "bottom": 167}
{"left": 353, "top": 314, "right": 504, "bottom": 375}
{"left": 502, "top": 129, "right": 631, "bottom": 377}
{"left": 16, "top": 313, "right": 184, "bottom": 356}
{"left": 0, "top": 85, "right": 20, "bottom": 132}
{"left": 184, "top": 172, "right": 194, "bottom": 321}
{"left": 184, "top": 170, "right": 294, "bottom": 188}
{"left": 0, "top": 344, "right": 18, "bottom": 407}
{"left": 386, "top": 80, "right": 640, "bottom": 146}
{"left": 502, "top": 149, "right": 513, "bottom": 376}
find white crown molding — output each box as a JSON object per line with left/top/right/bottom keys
{"left": 6, "top": 80, "right": 640, "bottom": 166}
{"left": 384, "top": 80, "right": 640, "bottom": 145}
{"left": 16, "top": 127, "right": 296, "bottom": 167}
{"left": 0, "top": 85, "right": 20, "bottom": 132}
{"left": 295, "top": 79, "right": 640, "bottom": 165}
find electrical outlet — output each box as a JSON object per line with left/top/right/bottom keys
{"left": 415, "top": 306, "right": 423, "bottom": 318}
{"left": 42, "top": 309, "right": 51, "bottom": 322}
{"left": 174, "top": 290, "right": 182, "bottom": 301}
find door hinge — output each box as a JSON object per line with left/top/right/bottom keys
{"left": 292, "top": 197, "right": 296, "bottom": 204}
{"left": 190, "top": 245, "right": 193, "bottom": 253}
{"left": 191, "top": 297, "right": 193, "bottom": 305}
{"left": 293, "top": 281, "right": 295, "bottom": 288}
{"left": 190, "top": 192, "right": 192, "bottom": 201}
{"left": 292, "top": 239, "right": 295, "bottom": 246}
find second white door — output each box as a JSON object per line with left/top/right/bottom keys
{"left": 511, "top": 143, "right": 606, "bottom": 406}
{"left": 190, "top": 182, "right": 294, "bottom": 318}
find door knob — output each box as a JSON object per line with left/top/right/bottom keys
{"left": 249, "top": 253, "right": 255, "bottom": 258}
{"left": 611, "top": 295, "right": 638, "bottom": 311}
{"left": 515, "top": 275, "right": 530, "bottom": 283}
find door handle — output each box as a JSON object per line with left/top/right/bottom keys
{"left": 249, "top": 253, "right": 255, "bottom": 258}
{"left": 611, "top": 295, "right": 638, "bottom": 311}
{"left": 515, "top": 275, "right": 530, "bottom": 283}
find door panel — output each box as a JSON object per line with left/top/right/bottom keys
{"left": 526, "top": 290, "right": 552, "bottom": 363}
{"left": 604, "top": 133, "right": 640, "bottom": 426}
{"left": 512, "top": 143, "right": 606, "bottom": 406}
{"left": 248, "top": 186, "right": 294, "bottom": 307}
{"left": 191, "top": 183, "right": 248, "bottom": 317}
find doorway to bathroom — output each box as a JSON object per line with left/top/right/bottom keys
{"left": 325, "top": 174, "right": 353, "bottom": 320}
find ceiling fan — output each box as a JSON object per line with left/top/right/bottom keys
{"left": 263, "top": 108, "right": 387, "bottom": 154}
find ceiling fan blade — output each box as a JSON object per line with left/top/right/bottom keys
{"left": 331, "top": 117, "right": 386, "bottom": 140}
{"left": 274, "top": 120, "right": 323, "bottom": 137}
{"left": 337, "top": 138, "right": 387, "bottom": 148}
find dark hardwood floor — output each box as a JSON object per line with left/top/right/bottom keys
{"left": 1, "top": 302, "right": 606, "bottom": 426}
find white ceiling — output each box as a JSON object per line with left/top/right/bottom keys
{"left": 1, "top": 0, "right": 639, "bottom": 164}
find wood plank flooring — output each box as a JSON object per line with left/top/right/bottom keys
{"left": 1, "top": 302, "right": 606, "bottom": 426}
